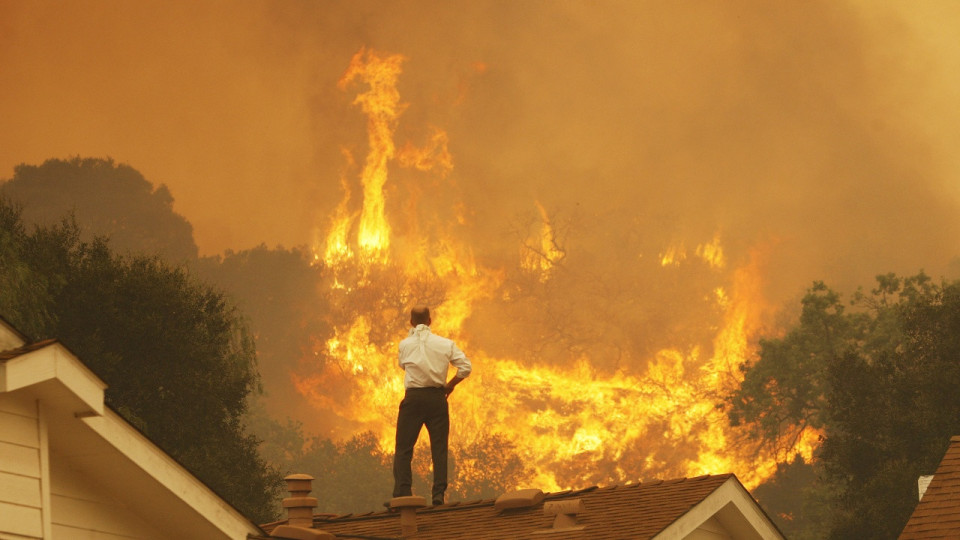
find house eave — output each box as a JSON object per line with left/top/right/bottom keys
{"left": 652, "top": 476, "right": 785, "bottom": 540}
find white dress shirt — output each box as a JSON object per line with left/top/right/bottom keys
{"left": 398, "top": 324, "right": 472, "bottom": 389}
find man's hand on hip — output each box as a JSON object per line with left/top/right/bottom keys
{"left": 444, "top": 376, "right": 465, "bottom": 398}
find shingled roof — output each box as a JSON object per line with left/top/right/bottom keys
{"left": 0, "top": 337, "right": 59, "bottom": 361}
{"left": 262, "top": 473, "right": 784, "bottom": 539}
{"left": 900, "top": 435, "right": 960, "bottom": 539}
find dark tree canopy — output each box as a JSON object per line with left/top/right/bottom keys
{"left": 191, "top": 245, "right": 330, "bottom": 415}
{"left": 0, "top": 198, "right": 281, "bottom": 523}
{"left": 751, "top": 456, "right": 832, "bottom": 540}
{"left": 0, "top": 201, "right": 54, "bottom": 336}
{"left": 729, "top": 273, "right": 960, "bottom": 539}
{"left": 1, "top": 157, "right": 198, "bottom": 261}
{"left": 250, "top": 410, "right": 532, "bottom": 515}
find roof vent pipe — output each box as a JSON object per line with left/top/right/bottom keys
{"left": 390, "top": 495, "right": 427, "bottom": 536}
{"left": 544, "top": 498, "right": 585, "bottom": 530}
{"left": 283, "top": 474, "right": 318, "bottom": 528}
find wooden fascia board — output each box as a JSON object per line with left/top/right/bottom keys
{"left": 78, "top": 408, "right": 264, "bottom": 539}
{"left": 0, "top": 343, "right": 105, "bottom": 416}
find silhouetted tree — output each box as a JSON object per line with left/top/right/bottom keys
{"left": 752, "top": 456, "right": 832, "bottom": 540}
{"left": 1, "top": 157, "right": 198, "bottom": 261}
{"left": 0, "top": 198, "right": 281, "bottom": 523}
{"left": 729, "top": 273, "right": 960, "bottom": 538}
{"left": 820, "top": 276, "right": 960, "bottom": 538}
{"left": 192, "top": 245, "right": 330, "bottom": 415}
{"left": 450, "top": 433, "right": 532, "bottom": 500}
{"left": 257, "top": 420, "right": 393, "bottom": 514}
{"left": 0, "top": 202, "right": 54, "bottom": 336}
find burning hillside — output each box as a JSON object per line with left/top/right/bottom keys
{"left": 291, "top": 48, "right": 818, "bottom": 493}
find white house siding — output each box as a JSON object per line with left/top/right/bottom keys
{"left": 49, "top": 458, "right": 163, "bottom": 540}
{"left": 0, "top": 394, "right": 43, "bottom": 539}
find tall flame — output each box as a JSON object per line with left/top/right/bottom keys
{"left": 334, "top": 48, "right": 407, "bottom": 263}
{"left": 298, "top": 48, "right": 813, "bottom": 497}
{"left": 320, "top": 149, "right": 359, "bottom": 267}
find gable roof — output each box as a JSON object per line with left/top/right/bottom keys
{"left": 262, "top": 474, "right": 784, "bottom": 539}
{"left": 900, "top": 435, "right": 960, "bottom": 539}
{"left": 1, "top": 334, "right": 265, "bottom": 539}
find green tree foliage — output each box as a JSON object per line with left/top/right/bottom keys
{"left": 0, "top": 202, "right": 55, "bottom": 336}
{"left": 1, "top": 157, "right": 198, "bottom": 261}
{"left": 250, "top": 402, "right": 533, "bottom": 514}
{"left": 252, "top": 414, "right": 393, "bottom": 514}
{"left": 751, "top": 457, "right": 833, "bottom": 540}
{"left": 729, "top": 273, "right": 960, "bottom": 538}
{"left": 820, "top": 276, "right": 960, "bottom": 538}
{"left": 0, "top": 198, "right": 282, "bottom": 523}
{"left": 727, "top": 281, "right": 878, "bottom": 457}
{"left": 191, "top": 245, "right": 330, "bottom": 413}
{"left": 450, "top": 433, "right": 533, "bottom": 501}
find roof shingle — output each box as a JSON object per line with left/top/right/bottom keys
{"left": 263, "top": 474, "right": 738, "bottom": 540}
{"left": 0, "top": 338, "right": 58, "bottom": 361}
{"left": 900, "top": 436, "right": 960, "bottom": 539}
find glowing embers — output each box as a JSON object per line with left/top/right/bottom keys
{"left": 696, "top": 233, "right": 726, "bottom": 269}
{"left": 660, "top": 242, "right": 688, "bottom": 267}
{"left": 660, "top": 233, "right": 726, "bottom": 269}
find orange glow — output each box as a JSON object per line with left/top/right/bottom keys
{"left": 397, "top": 127, "right": 453, "bottom": 176}
{"left": 336, "top": 48, "right": 407, "bottom": 263}
{"left": 520, "top": 201, "right": 565, "bottom": 282}
{"left": 298, "top": 48, "right": 809, "bottom": 494}
{"left": 660, "top": 235, "right": 725, "bottom": 269}
{"left": 321, "top": 149, "right": 359, "bottom": 270}
{"left": 697, "top": 233, "right": 726, "bottom": 269}
{"left": 660, "top": 242, "right": 687, "bottom": 267}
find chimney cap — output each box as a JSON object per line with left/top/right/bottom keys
{"left": 282, "top": 496, "right": 319, "bottom": 509}
{"left": 390, "top": 495, "right": 427, "bottom": 509}
{"left": 285, "top": 473, "right": 315, "bottom": 481}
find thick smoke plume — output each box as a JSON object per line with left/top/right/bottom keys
{"left": 3, "top": 0, "right": 960, "bottom": 488}
{"left": 1, "top": 1, "right": 958, "bottom": 290}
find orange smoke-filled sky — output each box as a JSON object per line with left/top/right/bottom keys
{"left": 2, "top": 0, "right": 959, "bottom": 301}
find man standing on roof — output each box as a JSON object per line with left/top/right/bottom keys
{"left": 392, "top": 306, "right": 472, "bottom": 506}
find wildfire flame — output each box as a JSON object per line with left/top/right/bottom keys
{"left": 335, "top": 48, "right": 407, "bottom": 263}
{"left": 296, "top": 48, "right": 817, "bottom": 497}
{"left": 520, "top": 201, "right": 565, "bottom": 282}
{"left": 660, "top": 235, "right": 725, "bottom": 269}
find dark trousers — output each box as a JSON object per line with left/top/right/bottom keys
{"left": 392, "top": 387, "right": 449, "bottom": 503}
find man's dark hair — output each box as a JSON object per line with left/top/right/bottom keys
{"left": 410, "top": 306, "right": 431, "bottom": 326}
